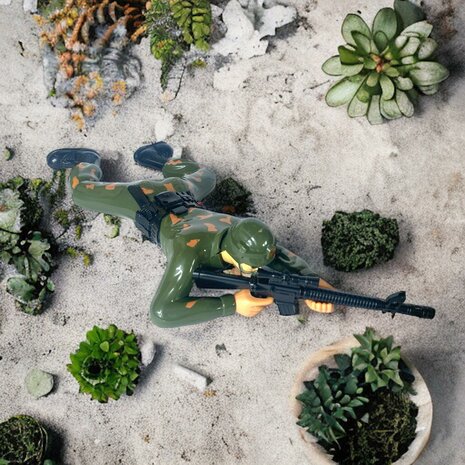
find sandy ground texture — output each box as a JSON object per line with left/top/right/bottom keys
{"left": 1, "top": 0, "right": 464, "bottom": 464}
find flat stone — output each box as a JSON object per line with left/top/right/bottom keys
{"left": 174, "top": 364, "right": 209, "bottom": 391}
{"left": 25, "top": 368, "right": 54, "bottom": 399}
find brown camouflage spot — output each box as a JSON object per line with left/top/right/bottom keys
{"left": 72, "top": 176, "right": 80, "bottom": 189}
{"left": 205, "top": 223, "right": 218, "bottom": 232}
{"left": 142, "top": 187, "right": 155, "bottom": 195}
{"left": 105, "top": 184, "right": 116, "bottom": 190}
{"left": 187, "top": 239, "right": 200, "bottom": 247}
{"left": 164, "top": 183, "right": 175, "bottom": 192}
{"left": 167, "top": 159, "right": 182, "bottom": 165}
{"left": 219, "top": 216, "right": 232, "bottom": 224}
{"left": 170, "top": 213, "right": 182, "bottom": 225}
{"left": 182, "top": 224, "right": 191, "bottom": 230}
{"left": 197, "top": 213, "right": 213, "bottom": 220}
{"left": 85, "top": 184, "right": 95, "bottom": 190}
{"left": 185, "top": 300, "right": 197, "bottom": 309}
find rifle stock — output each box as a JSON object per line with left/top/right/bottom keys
{"left": 193, "top": 268, "right": 435, "bottom": 320}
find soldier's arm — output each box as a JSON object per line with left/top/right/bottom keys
{"left": 150, "top": 252, "right": 236, "bottom": 328}
{"left": 268, "top": 245, "right": 334, "bottom": 313}
{"left": 267, "top": 245, "right": 317, "bottom": 276}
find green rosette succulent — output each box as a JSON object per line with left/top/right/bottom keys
{"left": 0, "top": 415, "right": 48, "bottom": 465}
{"left": 67, "top": 325, "right": 142, "bottom": 403}
{"left": 322, "top": 0, "right": 449, "bottom": 123}
{"left": 351, "top": 328, "right": 414, "bottom": 393}
{"left": 297, "top": 365, "right": 369, "bottom": 445}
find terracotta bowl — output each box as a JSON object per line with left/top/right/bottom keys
{"left": 290, "top": 337, "right": 433, "bottom": 465}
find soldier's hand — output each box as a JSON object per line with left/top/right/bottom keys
{"left": 234, "top": 289, "right": 274, "bottom": 317}
{"left": 305, "top": 278, "right": 335, "bottom": 314}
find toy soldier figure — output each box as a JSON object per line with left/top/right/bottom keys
{"left": 47, "top": 142, "right": 334, "bottom": 327}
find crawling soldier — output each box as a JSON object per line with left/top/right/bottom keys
{"left": 47, "top": 142, "right": 334, "bottom": 328}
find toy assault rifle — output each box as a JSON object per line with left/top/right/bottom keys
{"left": 193, "top": 269, "right": 436, "bottom": 320}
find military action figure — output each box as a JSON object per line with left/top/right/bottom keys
{"left": 45, "top": 142, "right": 342, "bottom": 327}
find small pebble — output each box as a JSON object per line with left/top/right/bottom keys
{"left": 140, "top": 339, "right": 157, "bottom": 367}
{"left": 174, "top": 364, "right": 209, "bottom": 391}
{"left": 23, "top": 0, "right": 37, "bottom": 12}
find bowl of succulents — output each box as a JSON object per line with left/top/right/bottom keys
{"left": 290, "top": 328, "right": 432, "bottom": 465}
{"left": 322, "top": 0, "right": 449, "bottom": 124}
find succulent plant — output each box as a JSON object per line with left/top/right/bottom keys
{"left": 322, "top": 0, "right": 449, "bottom": 123}
{"left": 321, "top": 210, "right": 399, "bottom": 272}
{"left": 0, "top": 415, "right": 48, "bottom": 465}
{"left": 170, "top": 0, "right": 211, "bottom": 51}
{"left": 145, "top": 0, "right": 211, "bottom": 89}
{"left": 351, "top": 328, "right": 414, "bottom": 393}
{"left": 67, "top": 324, "right": 142, "bottom": 402}
{"left": 296, "top": 365, "right": 369, "bottom": 445}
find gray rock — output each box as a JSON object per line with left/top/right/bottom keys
{"left": 25, "top": 368, "right": 54, "bottom": 399}
{"left": 23, "top": 0, "right": 38, "bottom": 12}
{"left": 173, "top": 364, "right": 209, "bottom": 391}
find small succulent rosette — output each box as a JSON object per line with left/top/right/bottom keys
{"left": 322, "top": 1, "right": 449, "bottom": 123}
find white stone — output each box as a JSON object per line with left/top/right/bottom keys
{"left": 140, "top": 339, "right": 157, "bottom": 367}
{"left": 23, "top": 0, "right": 38, "bottom": 12}
{"left": 173, "top": 364, "right": 209, "bottom": 391}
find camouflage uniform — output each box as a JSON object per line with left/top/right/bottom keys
{"left": 69, "top": 159, "right": 315, "bottom": 327}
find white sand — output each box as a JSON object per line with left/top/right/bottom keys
{"left": 1, "top": 0, "right": 464, "bottom": 464}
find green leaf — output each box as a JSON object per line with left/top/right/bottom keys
{"left": 365, "top": 365, "right": 378, "bottom": 383}
{"left": 380, "top": 74, "right": 395, "bottom": 100}
{"left": 401, "top": 56, "right": 417, "bottom": 65}
{"left": 380, "top": 98, "right": 403, "bottom": 119}
{"left": 374, "top": 31, "right": 388, "bottom": 52}
{"left": 100, "top": 341, "right": 110, "bottom": 352}
{"left": 6, "top": 276, "right": 36, "bottom": 303}
{"left": 399, "top": 36, "right": 421, "bottom": 57}
{"left": 394, "top": 35, "right": 408, "bottom": 49}
{"left": 384, "top": 66, "right": 400, "bottom": 77}
{"left": 342, "top": 14, "right": 371, "bottom": 46}
{"left": 418, "top": 38, "right": 438, "bottom": 59}
{"left": 325, "top": 76, "right": 365, "bottom": 107}
{"left": 322, "top": 56, "right": 343, "bottom": 76}
{"left": 364, "top": 57, "right": 377, "bottom": 70}
{"left": 334, "top": 353, "right": 351, "bottom": 370}
{"left": 341, "top": 63, "right": 364, "bottom": 77}
{"left": 372, "top": 8, "right": 398, "bottom": 41}
{"left": 367, "top": 71, "right": 380, "bottom": 87}
{"left": 348, "top": 94, "right": 370, "bottom": 117}
{"left": 352, "top": 32, "right": 371, "bottom": 55}
{"left": 338, "top": 45, "right": 362, "bottom": 65}
{"left": 409, "top": 61, "right": 450, "bottom": 86}
{"left": 418, "top": 83, "right": 439, "bottom": 95}
{"left": 401, "top": 20, "right": 433, "bottom": 38}
{"left": 394, "top": 0, "right": 426, "bottom": 29}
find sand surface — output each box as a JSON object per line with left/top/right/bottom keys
{"left": 1, "top": 0, "right": 464, "bottom": 464}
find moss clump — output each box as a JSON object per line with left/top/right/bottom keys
{"left": 321, "top": 210, "right": 399, "bottom": 272}
{"left": 203, "top": 178, "right": 255, "bottom": 217}
{"left": 0, "top": 415, "right": 48, "bottom": 465}
{"left": 334, "top": 391, "right": 418, "bottom": 465}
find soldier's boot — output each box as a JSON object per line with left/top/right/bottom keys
{"left": 134, "top": 141, "right": 173, "bottom": 171}
{"left": 47, "top": 148, "right": 101, "bottom": 170}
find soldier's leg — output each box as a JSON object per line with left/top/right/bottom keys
{"left": 134, "top": 142, "right": 216, "bottom": 201}
{"left": 162, "top": 159, "right": 216, "bottom": 201}
{"left": 47, "top": 148, "right": 140, "bottom": 220}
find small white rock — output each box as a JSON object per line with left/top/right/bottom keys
{"left": 23, "top": 0, "right": 38, "bottom": 12}
{"left": 25, "top": 368, "right": 54, "bottom": 399}
{"left": 174, "top": 364, "right": 209, "bottom": 391}
{"left": 140, "top": 339, "right": 157, "bottom": 367}
{"left": 172, "top": 146, "right": 183, "bottom": 159}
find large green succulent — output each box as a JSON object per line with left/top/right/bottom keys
{"left": 351, "top": 328, "right": 414, "bottom": 393}
{"left": 322, "top": 0, "right": 449, "bottom": 123}
{"left": 321, "top": 210, "right": 399, "bottom": 272}
{"left": 0, "top": 415, "right": 48, "bottom": 465}
{"left": 67, "top": 325, "right": 142, "bottom": 403}
{"left": 296, "top": 365, "right": 369, "bottom": 445}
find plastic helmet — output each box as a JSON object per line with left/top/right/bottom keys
{"left": 221, "top": 218, "right": 276, "bottom": 268}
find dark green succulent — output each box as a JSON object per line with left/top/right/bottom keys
{"left": 297, "top": 365, "right": 369, "bottom": 445}
{"left": 0, "top": 415, "right": 48, "bottom": 465}
{"left": 321, "top": 210, "right": 399, "bottom": 272}
{"left": 67, "top": 324, "right": 142, "bottom": 403}
{"left": 170, "top": 0, "right": 211, "bottom": 51}
{"left": 145, "top": 0, "right": 212, "bottom": 89}
{"left": 322, "top": 0, "right": 449, "bottom": 123}
{"left": 351, "top": 328, "right": 414, "bottom": 393}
